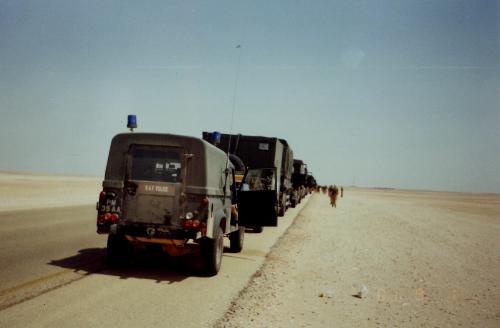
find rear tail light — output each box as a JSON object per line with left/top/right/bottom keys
{"left": 200, "top": 222, "right": 207, "bottom": 235}
{"left": 110, "top": 213, "right": 119, "bottom": 222}
{"left": 182, "top": 215, "right": 202, "bottom": 230}
{"left": 182, "top": 219, "right": 193, "bottom": 228}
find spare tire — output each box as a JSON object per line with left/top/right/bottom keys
{"left": 229, "top": 153, "right": 245, "bottom": 171}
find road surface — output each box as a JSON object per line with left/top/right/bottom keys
{"left": 0, "top": 187, "right": 310, "bottom": 327}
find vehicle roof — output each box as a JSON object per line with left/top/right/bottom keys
{"left": 202, "top": 131, "right": 280, "bottom": 143}
{"left": 104, "top": 133, "right": 230, "bottom": 194}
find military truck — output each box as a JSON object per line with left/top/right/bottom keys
{"left": 96, "top": 132, "right": 245, "bottom": 276}
{"left": 291, "top": 159, "right": 308, "bottom": 207}
{"left": 306, "top": 173, "right": 318, "bottom": 192}
{"left": 278, "top": 138, "right": 294, "bottom": 212}
{"left": 202, "top": 132, "right": 294, "bottom": 228}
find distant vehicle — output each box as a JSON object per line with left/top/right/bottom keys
{"left": 202, "top": 132, "right": 294, "bottom": 229}
{"left": 278, "top": 138, "right": 294, "bottom": 212}
{"left": 306, "top": 173, "right": 318, "bottom": 193}
{"left": 291, "top": 159, "right": 308, "bottom": 206}
{"left": 96, "top": 132, "right": 245, "bottom": 276}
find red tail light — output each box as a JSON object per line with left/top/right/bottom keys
{"left": 110, "top": 213, "right": 119, "bottom": 222}
{"left": 182, "top": 219, "right": 193, "bottom": 228}
{"left": 182, "top": 219, "right": 202, "bottom": 229}
{"left": 200, "top": 222, "right": 207, "bottom": 235}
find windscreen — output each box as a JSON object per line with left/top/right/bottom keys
{"left": 130, "top": 146, "right": 181, "bottom": 183}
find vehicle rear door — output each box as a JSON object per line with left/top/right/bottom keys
{"left": 122, "top": 145, "right": 182, "bottom": 226}
{"left": 237, "top": 168, "right": 278, "bottom": 227}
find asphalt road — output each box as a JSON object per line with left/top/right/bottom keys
{"left": 0, "top": 196, "right": 310, "bottom": 327}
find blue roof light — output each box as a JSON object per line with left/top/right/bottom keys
{"left": 211, "top": 131, "right": 221, "bottom": 144}
{"left": 127, "top": 115, "right": 137, "bottom": 131}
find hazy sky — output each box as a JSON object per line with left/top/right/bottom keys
{"left": 1, "top": 0, "right": 499, "bottom": 193}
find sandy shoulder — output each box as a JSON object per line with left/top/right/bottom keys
{"left": 215, "top": 189, "right": 500, "bottom": 328}
{"left": 0, "top": 172, "right": 101, "bottom": 212}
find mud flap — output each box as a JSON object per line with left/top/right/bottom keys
{"left": 238, "top": 190, "right": 278, "bottom": 227}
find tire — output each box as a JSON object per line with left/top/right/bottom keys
{"left": 278, "top": 203, "right": 285, "bottom": 217}
{"left": 253, "top": 225, "right": 263, "bottom": 233}
{"left": 278, "top": 194, "right": 287, "bottom": 216}
{"left": 229, "top": 226, "right": 245, "bottom": 253}
{"left": 201, "top": 226, "right": 224, "bottom": 276}
{"left": 229, "top": 154, "right": 245, "bottom": 171}
{"left": 106, "top": 234, "right": 131, "bottom": 266}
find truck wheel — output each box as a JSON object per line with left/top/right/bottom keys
{"left": 229, "top": 154, "right": 245, "bottom": 171}
{"left": 253, "top": 225, "right": 263, "bottom": 233}
{"left": 278, "top": 204, "right": 285, "bottom": 216}
{"left": 201, "top": 226, "right": 223, "bottom": 276}
{"left": 106, "top": 234, "right": 131, "bottom": 266}
{"left": 278, "top": 195, "right": 286, "bottom": 216}
{"left": 229, "top": 226, "right": 245, "bottom": 253}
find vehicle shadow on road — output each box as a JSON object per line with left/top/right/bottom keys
{"left": 48, "top": 247, "right": 222, "bottom": 283}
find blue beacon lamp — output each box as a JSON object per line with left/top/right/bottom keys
{"left": 211, "top": 131, "right": 221, "bottom": 145}
{"left": 127, "top": 115, "right": 137, "bottom": 132}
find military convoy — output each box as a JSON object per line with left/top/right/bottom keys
{"left": 96, "top": 118, "right": 314, "bottom": 276}
{"left": 201, "top": 132, "right": 294, "bottom": 229}
{"left": 291, "top": 159, "right": 308, "bottom": 207}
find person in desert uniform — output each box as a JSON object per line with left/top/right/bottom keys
{"left": 328, "top": 185, "right": 339, "bottom": 207}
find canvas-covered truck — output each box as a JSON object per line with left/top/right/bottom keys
{"left": 202, "top": 132, "right": 294, "bottom": 228}
{"left": 291, "top": 159, "right": 308, "bottom": 207}
{"left": 306, "top": 173, "right": 318, "bottom": 192}
{"left": 96, "top": 132, "right": 245, "bottom": 276}
{"left": 278, "top": 138, "right": 294, "bottom": 212}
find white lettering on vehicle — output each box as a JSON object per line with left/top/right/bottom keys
{"left": 100, "top": 199, "right": 121, "bottom": 213}
{"left": 144, "top": 185, "right": 170, "bottom": 193}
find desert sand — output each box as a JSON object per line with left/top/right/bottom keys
{"left": 215, "top": 188, "right": 500, "bottom": 327}
{"left": 0, "top": 172, "right": 101, "bottom": 212}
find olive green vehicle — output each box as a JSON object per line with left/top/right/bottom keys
{"left": 96, "top": 133, "right": 244, "bottom": 276}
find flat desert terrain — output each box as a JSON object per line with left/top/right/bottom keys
{"left": 0, "top": 172, "right": 101, "bottom": 212}
{"left": 216, "top": 188, "right": 500, "bottom": 327}
{"left": 0, "top": 172, "right": 498, "bottom": 327}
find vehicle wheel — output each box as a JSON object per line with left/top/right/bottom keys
{"left": 229, "top": 154, "right": 245, "bottom": 171}
{"left": 201, "top": 226, "right": 224, "bottom": 276}
{"left": 278, "top": 194, "right": 287, "bottom": 216}
{"left": 106, "top": 234, "right": 131, "bottom": 266}
{"left": 229, "top": 226, "right": 245, "bottom": 253}
{"left": 253, "top": 225, "right": 263, "bottom": 233}
{"left": 278, "top": 204, "right": 285, "bottom": 216}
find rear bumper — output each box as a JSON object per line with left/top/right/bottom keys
{"left": 99, "top": 222, "right": 199, "bottom": 240}
{"left": 122, "top": 223, "right": 197, "bottom": 239}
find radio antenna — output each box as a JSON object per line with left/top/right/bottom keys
{"left": 226, "top": 44, "right": 243, "bottom": 166}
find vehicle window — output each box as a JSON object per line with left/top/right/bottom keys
{"left": 245, "top": 168, "right": 275, "bottom": 191}
{"left": 130, "top": 147, "right": 181, "bottom": 182}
